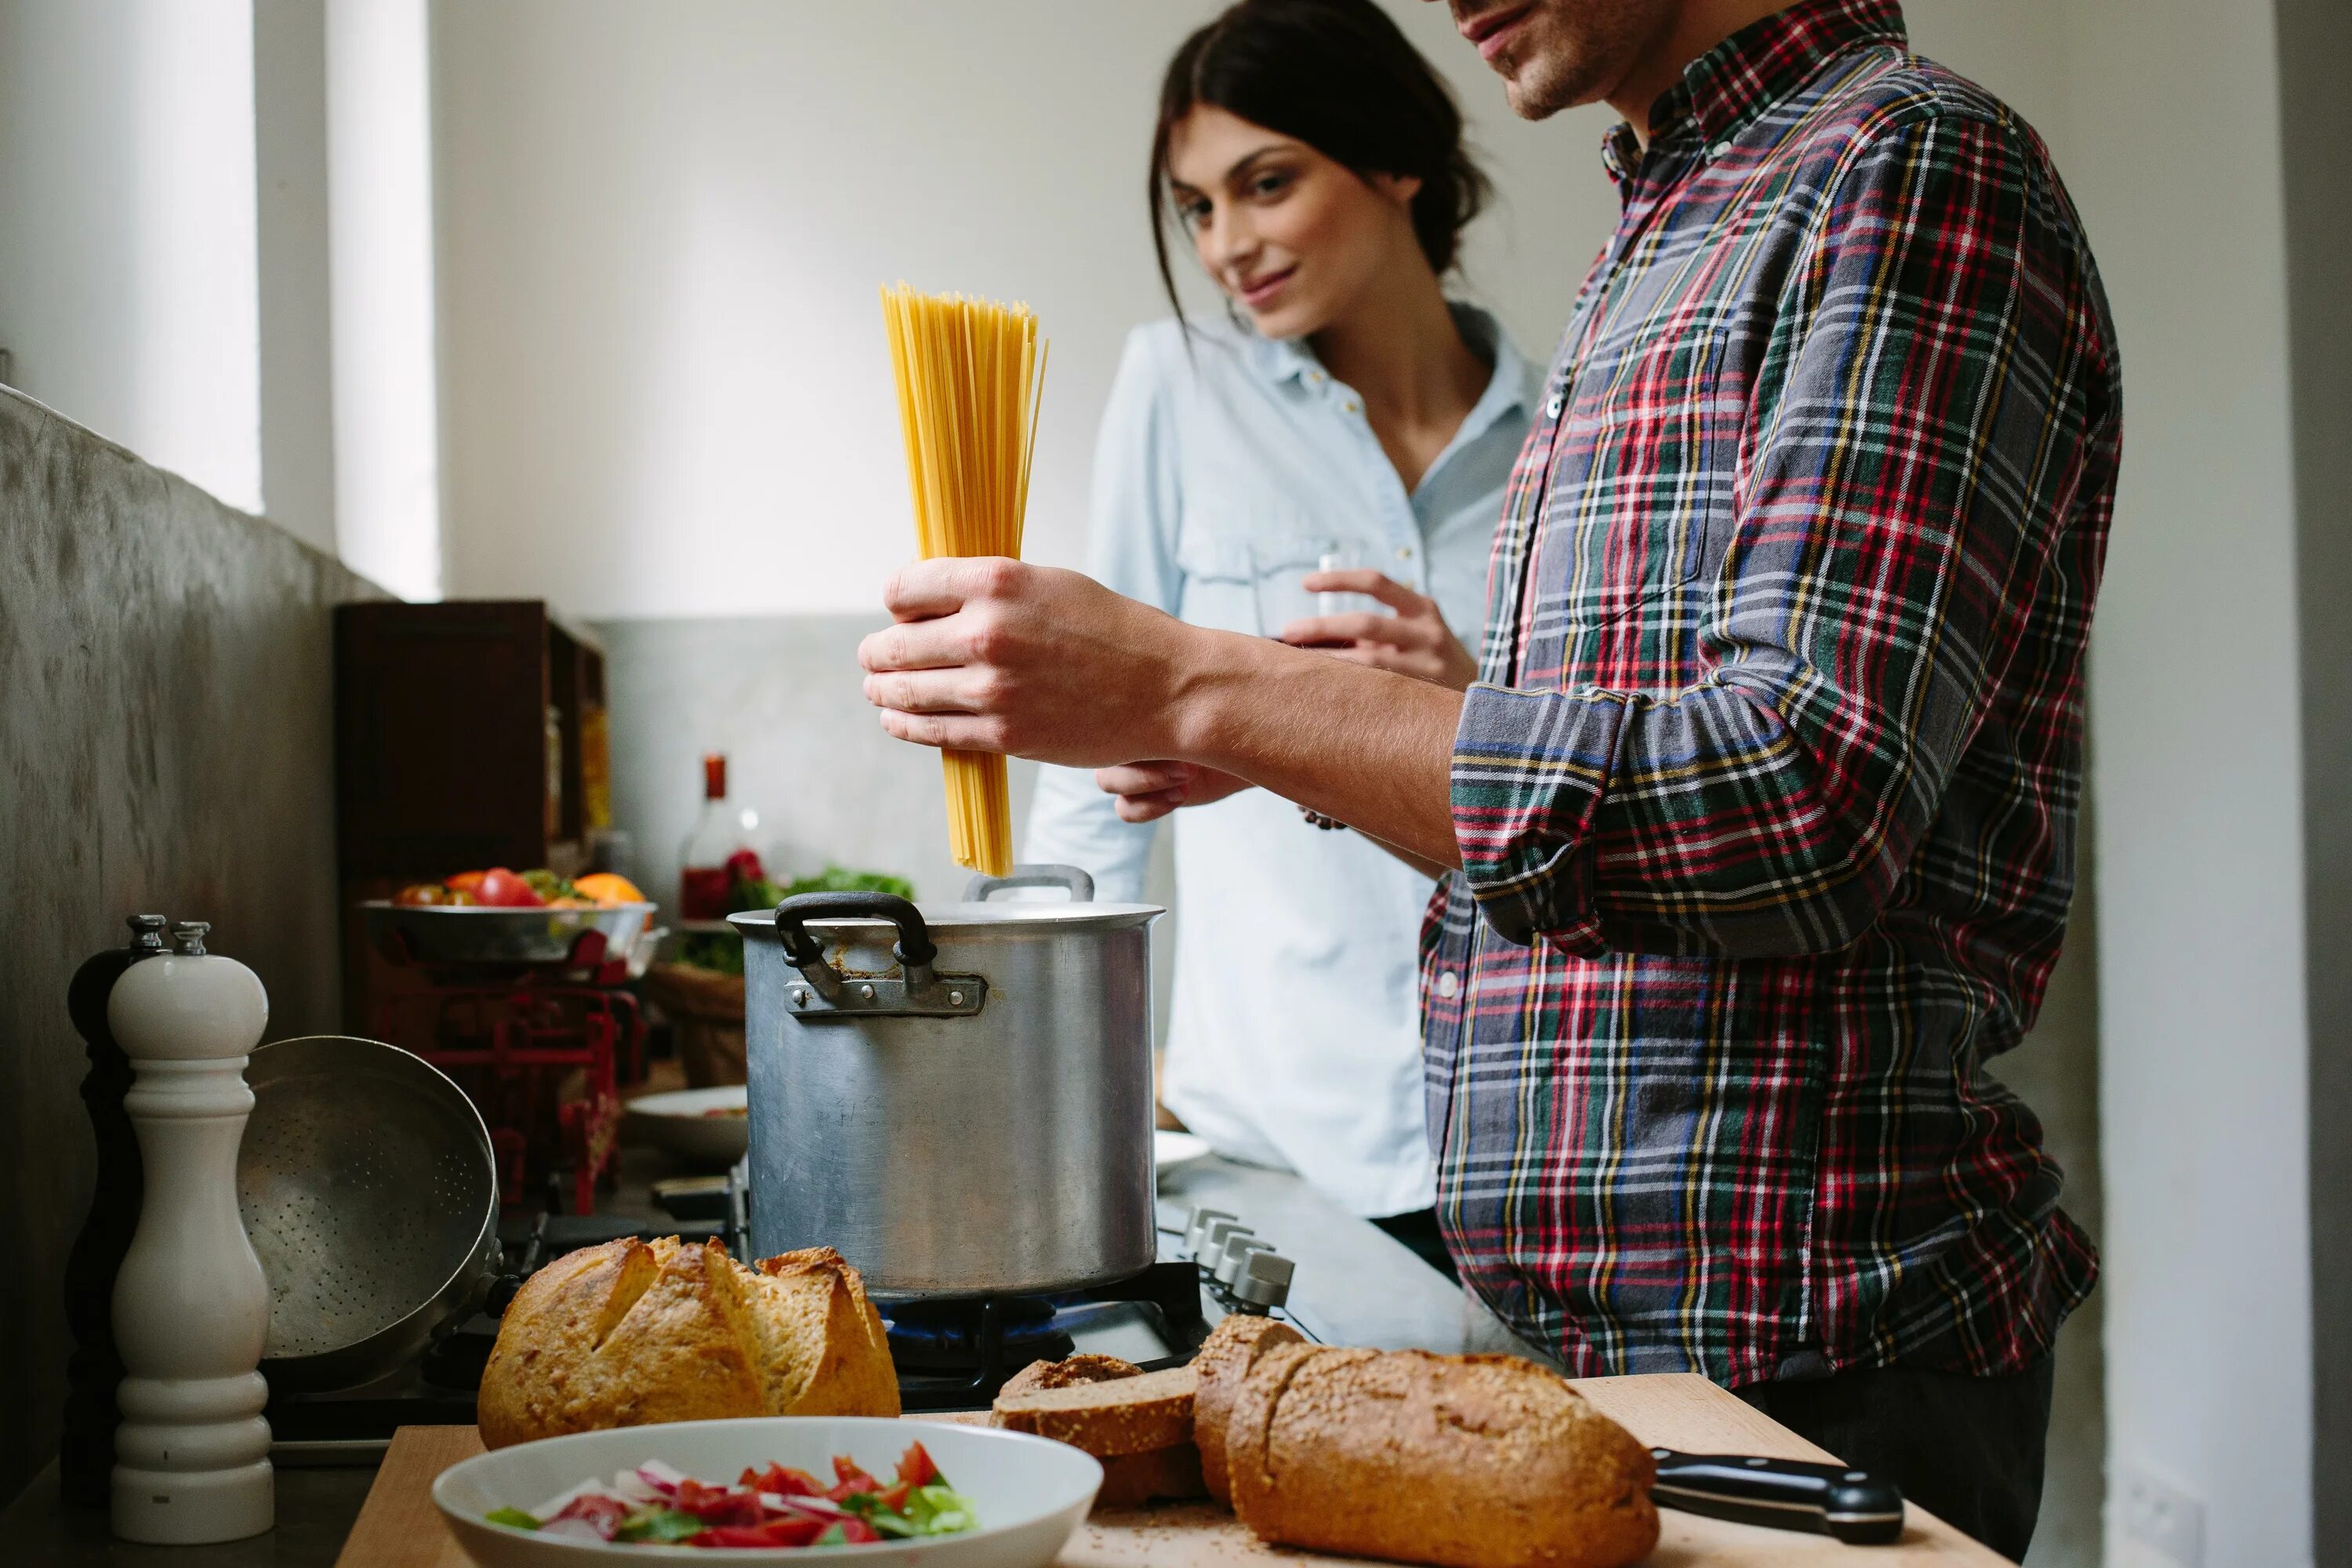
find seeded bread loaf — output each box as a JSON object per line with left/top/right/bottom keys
{"left": 1188, "top": 1314, "right": 1307, "bottom": 1501}
{"left": 477, "top": 1237, "right": 898, "bottom": 1448}
{"left": 988, "top": 1365, "right": 1197, "bottom": 1457}
{"left": 1225, "top": 1345, "right": 1659, "bottom": 1568}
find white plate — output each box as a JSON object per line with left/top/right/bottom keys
{"left": 434, "top": 1417, "right": 1101, "bottom": 1568}
{"left": 1153, "top": 1130, "right": 1211, "bottom": 1181}
{"left": 623, "top": 1086, "right": 749, "bottom": 1167}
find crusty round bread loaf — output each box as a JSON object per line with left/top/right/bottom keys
{"left": 477, "top": 1237, "right": 898, "bottom": 1448}
{"left": 1189, "top": 1314, "right": 1307, "bottom": 1502}
{"left": 1225, "top": 1346, "right": 1659, "bottom": 1568}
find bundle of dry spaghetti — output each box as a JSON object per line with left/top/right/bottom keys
{"left": 880, "top": 284, "right": 1047, "bottom": 877}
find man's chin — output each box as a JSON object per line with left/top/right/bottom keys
{"left": 1493, "top": 51, "right": 1587, "bottom": 121}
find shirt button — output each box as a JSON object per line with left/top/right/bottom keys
{"left": 1395, "top": 545, "right": 1414, "bottom": 562}
{"left": 1310, "top": 371, "right": 1326, "bottom": 384}
{"left": 1545, "top": 394, "right": 1564, "bottom": 419}
{"left": 1343, "top": 398, "right": 1360, "bottom": 414}
{"left": 1710, "top": 140, "right": 1734, "bottom": 161}
{"left": 1436, "top": 971, "right": 1461, "bottom": 1000}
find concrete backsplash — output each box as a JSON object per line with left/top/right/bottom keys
{"left": 0, "top": 387, "right": 380, "bottom": 1502}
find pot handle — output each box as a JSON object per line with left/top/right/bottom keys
{"left": 963, "top": 864, "right": 1095, "bottom": 903}
{"left": 772, "top": 891, "right": 937, "bottom": 1000}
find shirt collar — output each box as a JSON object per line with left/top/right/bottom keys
{"left": 1602, "top": 0, "right": 1908, "bottom": 176}
{"left": 1243, "top": 302, "right": 1530, "bottom": 420}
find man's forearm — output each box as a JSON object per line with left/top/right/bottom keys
{"left": 1166, "top": 623, "right": 1464, "bottom": 869}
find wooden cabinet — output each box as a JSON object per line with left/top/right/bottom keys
{"left": 333, "top": 601, "right": 611, "bottom": 1025}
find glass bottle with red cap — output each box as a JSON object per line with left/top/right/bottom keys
{"left": 677, "top": 753, "right": 755, "bottom": 919}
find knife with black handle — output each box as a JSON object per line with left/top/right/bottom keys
{"left": 1650, "top": 1449, "right": 1907, "bottom": 1544}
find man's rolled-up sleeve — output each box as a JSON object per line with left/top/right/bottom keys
{"left": 1449, "top": 108, "right": 2109, "bottom": 959}
{"left": 1452, "top": 684, "right": 1632, "bottom": 950}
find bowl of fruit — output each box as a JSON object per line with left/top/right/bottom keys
{"left": 364, "top": 869, "right": 658, "bottom": 967}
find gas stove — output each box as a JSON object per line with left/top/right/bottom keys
{"left": 264, "top": 1177, "right": 1305, "bottom": 1460}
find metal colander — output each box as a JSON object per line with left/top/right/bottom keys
{"left": 238, "top": 1035, "right": 501, "bottom": 1392}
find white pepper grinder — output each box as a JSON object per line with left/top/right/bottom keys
{"left": 106, "top": 921, "right": 274, "bottom": 1544}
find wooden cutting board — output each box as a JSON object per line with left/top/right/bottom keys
{"left": 332, "top": 1375, "right": 2003, "bottom": 1567}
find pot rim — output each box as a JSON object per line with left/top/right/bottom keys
{"left": 728, "top": 900, "right": 1163, "bottom": 937}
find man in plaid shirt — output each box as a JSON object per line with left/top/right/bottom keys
{"left": 862, "top": 0, "right": 2117, "bottom": 1552}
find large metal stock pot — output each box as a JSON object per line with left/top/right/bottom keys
{"left": 730, "top": 866, "right": 1163, "bottom": 1298}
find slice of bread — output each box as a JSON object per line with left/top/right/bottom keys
{"left": 1189, "top": 1314, "right": 1306, "bottom": 1501}
{"left": 989, "top": 1364, "right": 1198, "bottom": 1457}
{"left": 997, "top": 1352, "right": 1143, "bottom": 1401}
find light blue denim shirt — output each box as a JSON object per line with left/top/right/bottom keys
{"left": 1023, "top": 306, "right": 1536, "bottom": 1217}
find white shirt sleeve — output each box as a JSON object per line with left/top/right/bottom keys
{"left": 1021, "top": 327, "right": 1180, "bottom": 905}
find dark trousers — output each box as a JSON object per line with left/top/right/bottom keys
{"left": 1737, "top": 1357, "right": 2056, "bottom": 1562}
{"left": 1370, "top": 1207, "right": 1461, "bottom": 1283}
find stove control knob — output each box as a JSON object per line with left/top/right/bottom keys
{"left": 1214, "top": 1236, "right": 1273, "bottom": 1288}
{"left": 1185, "top": 1207, "right": 1236, "bottom": 1257}
{"left": 1233, "top": 1250, "right": 1295, "bottom": 1312}
{"left": 1199, "top": 1218, "right": 1251, "bottom": 1272}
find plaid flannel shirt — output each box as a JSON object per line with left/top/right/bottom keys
{"left": 1423, "top": 0, "right": 2119, "bottom": 1385}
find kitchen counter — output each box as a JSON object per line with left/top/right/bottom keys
{"left": 2, "top": 1154, "right": 1465, "bottom": 1566}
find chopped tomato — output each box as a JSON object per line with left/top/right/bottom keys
{"left": 672, "top": 1478, "right": 763, "bottom": 1526}
{"left": 471, "top": 867, "right": 545, "bottom": 908}
{"left": 896, "top": 1440, "right": 941, "bottom": 1488}
{"left": 826, "top": 1455, "right": 881, "bottom": 1501}
{"left": 692, "top": 1515, "right": 829, "bottom": 1549}
{"left": 445, "top": 870, "right": 489, "bottom": 895}
{"left": 876, "top": 1480, "right": 913, "bottom": 1514}
{"left": 833, "top": 1517, "right": 882, "bottom": 1544}
{"left": 740, "top": 1462, "right": 824, "bottom": 1497}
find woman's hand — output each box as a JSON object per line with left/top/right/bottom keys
{"left": 1278, "top": 569, "right": 1479, "bottom": 691}
{"left": 1094, "top": 760, "right": 1252, "bottom": 824}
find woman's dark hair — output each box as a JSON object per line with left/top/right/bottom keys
{"left": 1150, "top": 0, "right": 1491, "bottom": 323}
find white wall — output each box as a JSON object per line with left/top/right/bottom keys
{"left": 428, "top": 0, "right": 1623, "bottom": 618}
{"left": 256, "top": 0, "right": 340, "bottom": 554}
{"left": 328, "top": 0, "right": 442, "bottom": 600}
{"left": 0, "top": 0, "right": 267, "bottom": 521}
{"left": 2060, "top": 1, "right": 2315, "bottom": 1564}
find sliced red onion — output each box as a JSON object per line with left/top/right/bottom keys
{"left": 527, "top": 1480, "right": 601, "bottom": 1520}
{"left": 635, "top": 1460, "right": 690, "bottom": 1497}
{"left": 760, "top": 1491, "right": 852, "bottom": 1519}
{"left": 610, "top": 1469, "right": 664, "bottom": 1504}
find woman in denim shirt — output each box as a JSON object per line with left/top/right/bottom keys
{"left": 1023, "top": 0, "right": 1537, "bottom": 1273}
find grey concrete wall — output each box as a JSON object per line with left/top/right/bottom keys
{"left": 0, "top": 387, "right": 380, "bottom": 1503}
{"left": 593, "top": 614, "right": 1181, "bottom": 1026}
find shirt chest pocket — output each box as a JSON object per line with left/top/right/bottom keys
{"left": 1176, "top": 510, "right": 1361, "bottom": 638}
{"left": 1538, "top": 326, "right": 1737, "bottom": 632}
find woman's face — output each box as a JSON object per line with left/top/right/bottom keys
{"left": 1165, "top": 105, "right": 1423, "bottom": 341}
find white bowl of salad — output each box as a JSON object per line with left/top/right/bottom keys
{"left": 432, "top": 1417, "right": 1102, "bottom": 1566}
